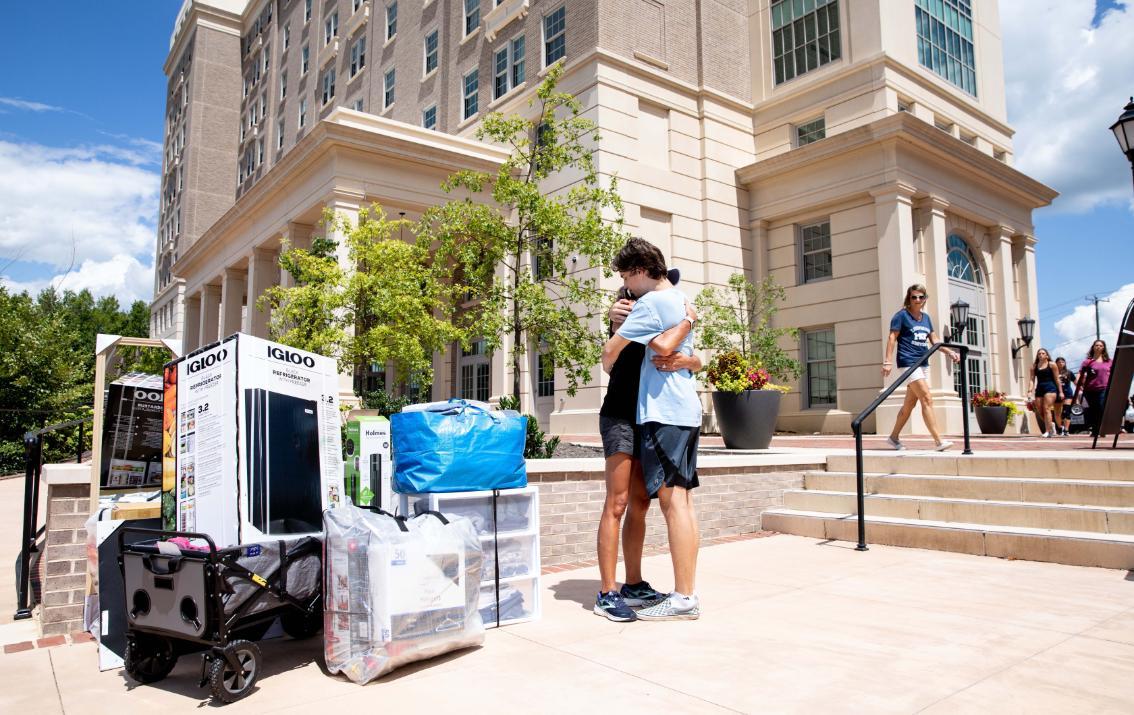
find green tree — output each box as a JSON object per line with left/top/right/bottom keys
{"left": 694, "top": 273, "right": 801, "bottom": 384}
{"left": 417, "top": 65, "right": 626, "bottom": 401}
{"left": 261, "top": 205, "right": 462, "bottom": 391}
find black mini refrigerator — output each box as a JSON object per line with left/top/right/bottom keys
{"left": 245, "top": 388, "right": 322, "bottom": 534}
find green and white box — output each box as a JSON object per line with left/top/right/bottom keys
{"left": 344, "top": 416, "right": 392, "bottom": 509}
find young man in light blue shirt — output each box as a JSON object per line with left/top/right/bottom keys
{"left": 601, "top": 238, "right": 702, "bottom": 620}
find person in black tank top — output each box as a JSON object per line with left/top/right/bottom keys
{"left": 1030, "top": 348, "right": 1061, "bottom": 437}
{"left": 593, "top": 273, "right": 702, "bottom": 621}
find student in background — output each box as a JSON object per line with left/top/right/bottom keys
{"left": 1030, "top": 348, "right": 1061, "bottom": 438}
{"left": 1054, "top": 357, "right": 1076, "bottom": 436}
{"left": 1077, "top": 340, "right": 1112, "bottom": 437}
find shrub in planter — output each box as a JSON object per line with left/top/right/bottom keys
{"left": 695, "top": 274, "right": 799, "bottom": 449}
{"left": 970, "top": 390, "right": 1021, "bottom": 434}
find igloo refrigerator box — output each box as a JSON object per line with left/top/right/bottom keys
{"left": 161, "top": 333, "right": 345, "bottom": 548}
{"left": 344, "top": 416, "right": 392, "bottom": 510}
{"left": 99, "top": 373, "right": 165, "bottom": 489}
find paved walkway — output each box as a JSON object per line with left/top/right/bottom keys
{"left": 2, "top": 534, "right": 1132, "bottom": 713}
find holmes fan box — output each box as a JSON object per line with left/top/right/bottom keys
{"left": 161, "top": 333, "right": 345, "bottom": 548}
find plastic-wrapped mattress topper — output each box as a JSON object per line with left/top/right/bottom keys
{"left": 323, "top": 505, "right": 484, "bottom": 683}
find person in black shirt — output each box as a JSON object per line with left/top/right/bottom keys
{"left": 594, "top": 269, "right": 701, "bottom": 622}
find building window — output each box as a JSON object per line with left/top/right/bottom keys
{"left": 462, "top": 68, "right": 478, "bottom": 119}
{"left": 301, "top": 45, "right": 309, "bottom": 74}
{"left": 493, "top": 35, "right": 525, "bottom": 99}
{"left": 324, "top": 11, "right": 339, "bottom": 46}
{"left": 795, "top": 116, "right": 825, "bottom": 146}
{"left": 277, "top": 117, "right": 285, "bottom": 149}
{"left": 946, "top": 234, "right": 983, "bottom": 284}
{"left": 257, "top": 137, "right": 264, "bottom": 166}
{"left": 537, "top": 353, "right": 554, "bottom": 398}
{"left": 353, "top": 98, "right": 364, "bottom": 111}
{"left": 533, "top": 236, "right": 553, "bottom": 280}
{"left": 464, "top": 0, "right": 480, "bottom": 36}
{"left": 353, "top": 0, "right": 364, "bottom": 12}
{"left": 304, "top": 0, "right": 312, "bottom": 22}
{"left": 299, "top": 97, "right": 308, "bottom": 128}
{"left": 386, "top": 1, "right": 397, "bottom": 40}
{"left": 772, "top": 0, "right": 840, "bottom": 85}
{"left": 460, "top": 339, "right": 490, "bottom": 402}
{"left": 322, "top": 67, "right": 336, "bottom": 104}
{"left": 915, "top": 0, "right": 976, "bottom": 96}
{"left": 262, "top": 45, "right": 270, "bottom": 73}
{"left": 280, "top": 71, "right": 287, "bottom": 100}
{"left": 283, "top": 23, "right": 290, "bottom": 49}
{"left": 350, "top": 36, "right": 366, "bottom": 77}
{"left": 799, "top": 220, "right": 832, "bottom": 283}
{"left": 424, "top": 30, "right": 439, "bottom": 74}
{"left": 803, "top": 328, "right": 837, "bottom": 408}
{"left": 423, "top": 105, "right": 437, "bottom": 130}
{"left": 383, "top": 67, "right": 395, "bottom": 108}
{"left": 543, "top": 6, "right": 566, "bottom": 67}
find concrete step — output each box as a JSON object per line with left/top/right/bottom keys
{"left": 761, "top": 509, "right": 1134, "bottom": 570}
{"left": 803, "top": 471, "right": 1134, "bottom": 508}
{"left": 825, "top": 454, "right": 1134, "bottom": 481}
{"left": 783, "top": 489, "right": 1134, "bottom": 535}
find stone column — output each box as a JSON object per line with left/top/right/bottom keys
{"left": 991, "top": 226, "right": 1024, "bottom": 408}
{"left": 183, "top": 292, "right": 201, "bottom": 352}
{"left": 751, "top": 219, "right": 770, "bottom": 282}
{"left": 246, "top": 246, "right": 279, "bottom": 338}
{"left": 326, "top": 195, "right": 362, "bottom": 405}
{"left": 870, "top": 182, "right": 918, "bottom": 436}
{"left": 199, "top": 283, "right": 221, "bottom": 346}
{"left": 919, "top": 197, "right": 953, "bottom": 390}
{"left": 279, "top": 222, "right": 315, "bottom": 290}
{"left": 220, "top": 266, "right": 247, "bottom": 337}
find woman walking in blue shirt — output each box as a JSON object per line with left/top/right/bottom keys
{"left": 881, "top": 284, "right": 960, "bottom": 451}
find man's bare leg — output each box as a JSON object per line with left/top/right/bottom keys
{"left": 656, "top": 485, "right": 698, "bottom": 595}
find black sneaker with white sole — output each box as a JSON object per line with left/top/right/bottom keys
{"left": 619, "top": 581, "right": 667, "bottom": 608}
{"left": 594, "top": 591, "right": 637, "bottom": 622}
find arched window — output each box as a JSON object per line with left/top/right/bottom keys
{"left": 946, "top": 234, "right": 982, "bottom": 285}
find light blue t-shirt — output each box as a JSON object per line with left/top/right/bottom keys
{"left": 616, "top": 287, "right": 701, "bottom": 428}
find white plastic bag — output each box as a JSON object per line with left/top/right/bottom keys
{"left": 323, "top": 505, "right": 484, "bottom": 683}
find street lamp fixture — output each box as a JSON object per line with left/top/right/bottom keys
{"left": 1011, "top": 316, "right": 1035, "bottom": 358}
{"left": 949, "top": 299, "right": 970, "bottom": 343}
{"left": 1110, "top": 97, "right": 1134, "bottom": 194}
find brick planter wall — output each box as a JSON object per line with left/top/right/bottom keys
{"left": 528, "top": 458, "right": 819, "bottom": 568}
{"left": 40, "top": 480, "right": 91, "bottom": 636}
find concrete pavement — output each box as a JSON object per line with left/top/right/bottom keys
{"left": 2, "top": 533, "right": 1132, "bottom": 713}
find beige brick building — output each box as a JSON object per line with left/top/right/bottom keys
{"left": 152, "top": 0, "right": 1056, "bottom": 436}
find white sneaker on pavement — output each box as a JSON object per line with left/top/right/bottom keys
{"left": 886, "top": 436, "right": 906, "bottom": 451}
{"left": 934, "top": 440, "right": 953, "bottom": 452}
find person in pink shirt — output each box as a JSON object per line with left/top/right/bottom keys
{"left": 1076, "top": 340, "right": 1112, "bottom": 437}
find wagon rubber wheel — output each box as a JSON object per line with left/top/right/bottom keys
{"left": 208, "top": 640, "right": 261, "bottom": 704}
{"left": 124, "top": 635, "right": 177, "bottom": 684}
{"left": 280, "top": 609, "right": 322, "bottom": 639}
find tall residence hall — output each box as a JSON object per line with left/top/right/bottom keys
{"left": 151, "top": 0, "right": 1056, "bottom": 437}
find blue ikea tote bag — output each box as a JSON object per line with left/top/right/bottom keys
{"left": 391, "top": 399, "right": 528, "bottom": 494}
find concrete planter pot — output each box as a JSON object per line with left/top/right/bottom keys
{"left": 975, "top": 405, "right": 1009, "bottom": 435}
{"left": 711, "top": 390, "right": 782, "bottom": 450}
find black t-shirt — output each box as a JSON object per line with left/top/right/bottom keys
{"left": 600, "top": 342, "right": 644, "bottom": 421}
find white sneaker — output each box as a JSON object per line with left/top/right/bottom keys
{"left": 886, "top": 436, "right": 906, "bottom": 451}
{"left": 1041, "top": 432, "right": 1051, "bottom": 438}
{"left": 934, "top": 440, "right": 953, "bottom": 452}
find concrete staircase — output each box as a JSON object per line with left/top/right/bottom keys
{"left": 762, "top": 453, "right": 1134, "bottom": 569}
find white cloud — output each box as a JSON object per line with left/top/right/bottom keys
{"left": 0, "top": 97, "right": 67, "bottom": 113}
{"left": 3, "top": 254, "right": 155, "bottom": 306}
{"left": 0, "top": 139, "right": 160, "bottom": 276}
{"left": 1051, "top": 282, "right": 1134, "bottom": 361}
{"left": 1001, "top": 0, "right": 1134, "bottom": 213}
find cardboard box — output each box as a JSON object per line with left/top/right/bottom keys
{"left": 161, "top": 333, "right": 344, "bottom": 547}
{"left": 344, "top": 416, "right": 392, "bottom": 510}
{"left": 100, "top": 373, "right": 164, "bottom": 489}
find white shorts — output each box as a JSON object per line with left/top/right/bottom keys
{"left": 900, "top": 366, "right": 930, "bottom": 384}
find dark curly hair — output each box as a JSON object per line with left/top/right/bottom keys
{"left": 612, "top": 237, "right": 667, "bottom": 279}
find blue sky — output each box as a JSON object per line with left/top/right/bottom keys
{"left": 0, "top": 0, "right": 1132, "bottom": 363}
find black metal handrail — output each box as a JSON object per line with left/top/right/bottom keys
{"left": 14, "top": 417, "right": 91, "bottom": 620}
{"left": 850, "top": 342, "right": 971, "bottom": 552}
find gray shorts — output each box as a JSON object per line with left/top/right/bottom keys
{"left": 599, "top": 416, "right": 639, "bottom": 458}
{"left": 639, "top": 422, "right": 700, "bottom": 498}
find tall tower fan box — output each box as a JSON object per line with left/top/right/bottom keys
{"left": 161, "top": 333, "right": 344, "bottom": 547}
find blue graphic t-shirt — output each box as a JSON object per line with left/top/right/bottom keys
{"left": 890, "top": 309, "right": 933, "bottom": 367}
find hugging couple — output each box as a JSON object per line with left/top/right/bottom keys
{"left": 596, "top": 238, "right": 702, "bottom": 622}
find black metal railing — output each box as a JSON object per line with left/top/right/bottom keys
{"left": 849, "top": 343, "right": 971, "bottom": 552}
{"left": 14, "top": 417, "right": 91, "bottom": 620}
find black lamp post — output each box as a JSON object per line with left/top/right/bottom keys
{"left": 1111, "top": 97, "right": 1134, "bottom": 195}
{"left": 949, "top": 300, "right": 970, "bottom": 343}
{"left": 1011, "top": 317, "right": 1035, "bottom": 358}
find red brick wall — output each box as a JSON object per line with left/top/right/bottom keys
{"left": 40, "top": 484, "right": 91, "bottom": 636}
